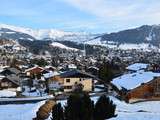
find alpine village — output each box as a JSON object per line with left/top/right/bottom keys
{"left": 2, "top": 1, "right": 160, "bottom": 120}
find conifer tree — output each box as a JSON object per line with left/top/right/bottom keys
{"left": 52, "top": 94, "right": 117, "bottom": 120}
{"left": 94, "top": 95, "right": 116, "bottom": 120}
{"left": 64, "top": 92, "right": 93, "bottom": 120}
{"left": 52, "top": 103, "right": 64, "bottom": 120}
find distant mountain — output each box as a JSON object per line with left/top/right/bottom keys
{"left": 86, "top": 25, "right": 160, "bottom": 51}
{"left": 0, "top": 27, "right": 36, "bottom": 41}
{"left": 1, "top": 23, "right": 160, "bottom": 51}
{"left": 100, "top": 25, "right": 160, "bottom": 45}
{"left": 0, "top": 24, "right": 96, "bottom": 43}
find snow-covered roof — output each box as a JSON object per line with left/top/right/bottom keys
{"left": 126, "top": 63, "right": 148, "bottom": 71}
{"left": 88, "top": 66, "right": 99, "bottom": 70}
{"left": 112, "top": 71, "right": 160, "bottom": 90}
{"left": 68, "top": 64, "right": 77, "bottom": 69}
{"left": 44, "top": 66, "right": 56, "bottom": 70}
{"left": 43, "top": 71, "right": 59, "bottom": 79}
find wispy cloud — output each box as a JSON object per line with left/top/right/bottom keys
{"left": 63, "top": 0, "right": 160, "bottom": 31}
{"left": 1, "top": 0, "right": 160, "bottom": 32}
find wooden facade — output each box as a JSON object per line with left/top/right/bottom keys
{"left": 26, "top": 67, "right": 43, "bottom": 76}
{"left": 127, "top": 77, "right": 160, "bottom": 102}
{"left": 0, "top": 78, "right": 19, "bottom": 90}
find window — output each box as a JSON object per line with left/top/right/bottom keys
{"left": 64, "top": 86, "right": 72, "bottom": 89}
{"left": 1, "top": 82, "right": 8, "bottom": 87}
{"left": 157, "top": 83, "right": 160, "bottom": 92}
{"left": 66, "top": 79, "right": 70, "bottom": 83}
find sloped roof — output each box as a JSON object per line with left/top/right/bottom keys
{"left": 2, "top": 75, "right": 20, "bottom": 86}
{"left": 112, "top": 71, "right": 160, "bottom": 90}
{"left": 6, "top": 67, "right": 21, "bottom": 74}
{"left": 25, "top": 66, "right": 43, "bottom": 72}
{"left": 60, "top": 69, "right": 96, "bottom": 78}
{"left": 126, "top": 63, "right": 148, "bottom": 71}
{"left": 43, "top": 71, "right": 60, "bottom": 79}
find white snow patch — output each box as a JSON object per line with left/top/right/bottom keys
{"left": 51, "top": 42, "right": 78, "bottom": 51}
{"left": 27, "top": 38, "right": 34, "bottom": 41}
{"left": 6, "top": 31, "right": 15, "bottom": 34}
{"left": 118, "top": 43, "right": 158, "bottom": 51}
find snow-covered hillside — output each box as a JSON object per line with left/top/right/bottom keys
{"left": 51, "top": 42, "right": 79, "bottom": 51}
{"left": 87, "top": 38, "right": 160, "bottom": 51}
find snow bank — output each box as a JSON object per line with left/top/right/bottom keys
{"left": 0, "top": 90, "right": 16, "bottom": 97}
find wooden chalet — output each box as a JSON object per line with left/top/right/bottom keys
{"left": 127, "top": 77, "right": 160, "bottom": 102}
{"left": 25, "top": 66, "right": 44, "bottom": 77}
{"left": 0, "top": 75, "right": 20, "bottom": 91}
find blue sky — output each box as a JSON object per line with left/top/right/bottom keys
{"left": 1, "top": 0, "right": 160, "bottom": 33}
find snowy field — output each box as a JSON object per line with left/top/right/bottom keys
{"left": 1, "top": 97, "right": 160, "bottom": 120}
{"left": 0, "top": 101, "right": 45, "bottom": 120}
{"left": 110, "top": 97, "right": 160, "bottom": 120}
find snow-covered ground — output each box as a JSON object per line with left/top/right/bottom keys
{"left": 118, "top": 43, "right": 158, "bottom": 51}
{"left": 95, "top": 96, "right": 160, "bottom": 120}
{"left": 86, "top": 38, "right": 160, "bottom": 51}
{"left": 0, "top": 101, "right": 45, "bottom": 120}
{"left": 0, "top": 90, "right": 16, "bottom": 97}
{"left": 1, "top": 96, "right": 160, "bottom": 120}
{"left": 110, "top": 97, "right": 160, "bottom": 120}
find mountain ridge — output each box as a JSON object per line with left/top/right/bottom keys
{"left": 0, "top": 23, "right": 87, "bottom": 40}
